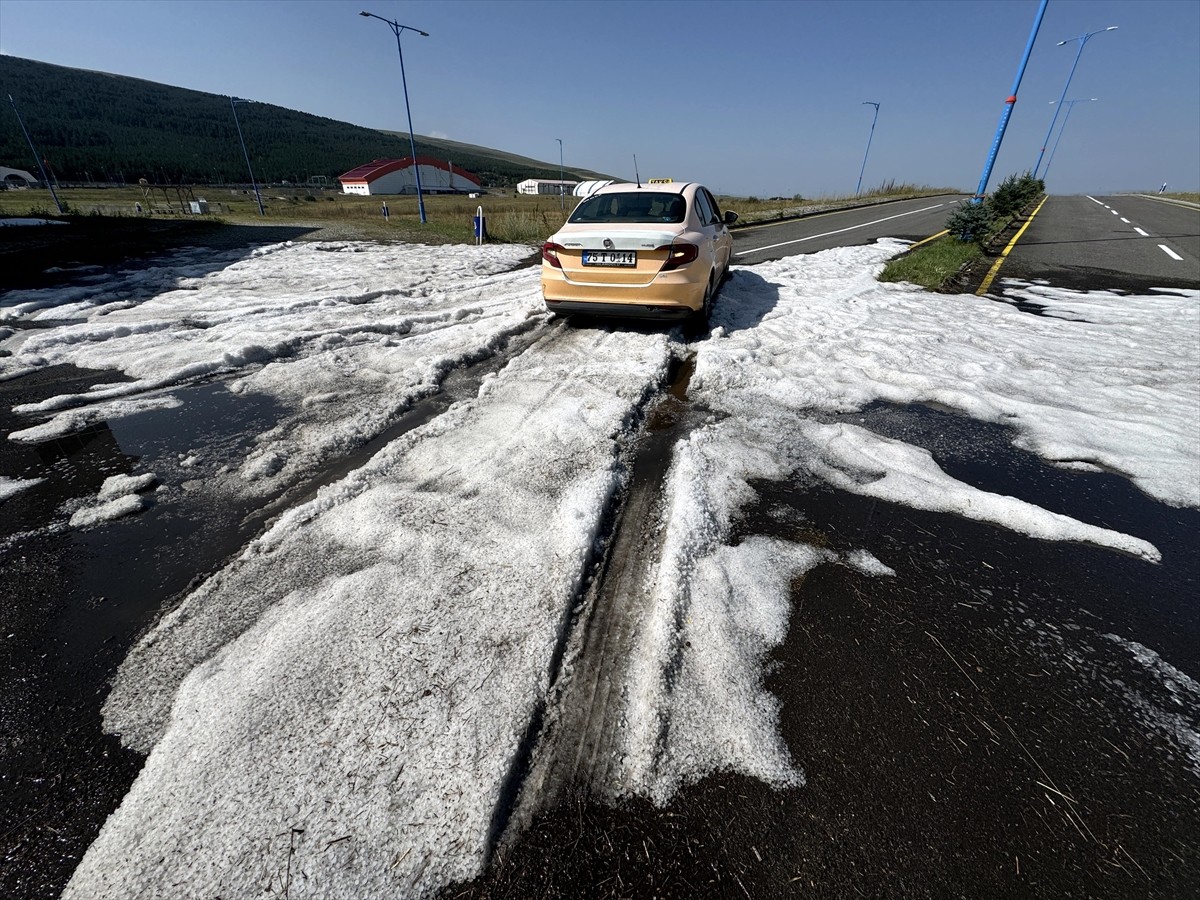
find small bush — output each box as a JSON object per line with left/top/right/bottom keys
{"left": 945, "top": 200, "right": 994, "bottom": 245}
{"left": 989, "top": 171, "right": 1043, "bottom": 218}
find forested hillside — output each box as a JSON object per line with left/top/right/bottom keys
{"left": 0, "top": 56, "right": 600, "bottom": 188}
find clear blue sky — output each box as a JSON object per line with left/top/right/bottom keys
{"left": 1, "top": 0, "right": 1197, "bottom": 197}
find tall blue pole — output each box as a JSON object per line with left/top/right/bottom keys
{"left": 1033, "top": 27, "right": 1117, "bottom": 178}
{"left": 361, "top": 11, "right": 430, "bottom": 225}
{"left": 393, "top": 25, "right": 427, "bottom": 224}
{"left": 974, "top": 0, "right": 1048, "bottom": 201}
{"left": 8, "top": 94, "right": 63, "bottom": 214}
{"left": 230, "top": 97, "right": 265, "bottom": 216}
{"left": 856, "top": 102, "right": 880, "bottom": 196}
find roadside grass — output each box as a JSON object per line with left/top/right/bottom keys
{"left": 878, "top": 235, "right": 983, "bottom": 287}
{"left": 719, "top": 182, "right": 960, "bottom": 225}
{"left": 1162, "top": 192, "right": 1199, "bottom": 204}
{"left": 881, "top": 173, "right": 1045, "bottom": 291}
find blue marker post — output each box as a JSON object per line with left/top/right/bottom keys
{"left": 973, "top": 0, "right": 1048, "bottom": 202}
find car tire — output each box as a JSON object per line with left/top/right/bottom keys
{"left": 691, "top": 272, "right": 716, "bottom": 327}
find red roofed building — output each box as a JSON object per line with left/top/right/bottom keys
{"left": 338, "top": 158, "right": 482, "bottom": 196}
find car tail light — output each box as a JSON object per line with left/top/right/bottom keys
{"left": 657, "top": 242, "right": 699, "bottom": 271}
{"left": 542, "top": 241, "right": 565, "bottom": 269}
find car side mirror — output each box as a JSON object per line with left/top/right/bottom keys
{"left": 723, "top": 210, "right": 739, "bottom": 225}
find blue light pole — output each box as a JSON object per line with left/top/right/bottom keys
{"left": 973, "top": 0, "right": 1048, "bottom": 201}
{"left": 855, "top": 102, "right": 880, "bottom": 196}
{"left": 361, "top": 10, "right": 429, "bottom": 224}
{"left": 1042, "top": 98, "right": 1098, "bottom": 182}
{"left": 8, "top": 94, "right": 63, "bottom": 214}
{"left": 229, "top": 97, "right": 265, "bottom": 216}
{"left": 1034, "top": 26, "right": 1117, "bottom": 179}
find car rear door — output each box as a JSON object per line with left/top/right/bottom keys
{"left": 700, "top": 187, "right": 733, "bottom": 271}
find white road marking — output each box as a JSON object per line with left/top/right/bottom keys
{"left": 735, "top": 204, "right": 945, "bottom": 257}
{"left": 1087, "top": 196, "right": 1105, "bottom": 205}
{"left": 1111, "top": 209, "right": 1120, "bottom": 215}
{"left": 1135, "top": 227, "right": 1149, "bottom": 237}
{"left": 1121, "top": 218, "right": 1130, "bottom": 223}
{"left": 1158, "top": 244, "right": 1184, "bottom": 261}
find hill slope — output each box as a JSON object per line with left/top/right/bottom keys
{"left": 0, "top": 56, "right": 609, "bottom": 188}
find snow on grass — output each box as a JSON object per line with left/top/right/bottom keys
{"left": 65, "top": 324, "right": 677, "bottom": 899}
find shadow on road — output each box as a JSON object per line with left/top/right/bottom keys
{"left": 0, "top": 220, "right": 321, "bottom": 296}
{"left": 712, "top": 268, "right": 781, "bottom": 334}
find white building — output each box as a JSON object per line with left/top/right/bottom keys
{"left": 517, "top": 179, "right": 579, "bottom": 196}
{"left": 338, "top": 158, "right": 481, "bottom": 196}
{"left": 0, "top": 166, "right": 38, "bottom": 188}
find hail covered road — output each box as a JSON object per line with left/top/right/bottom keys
{"left": 1, "top": 206, "right": 1196, "bottom": 900}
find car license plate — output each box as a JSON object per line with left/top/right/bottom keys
{"left": 583, "top": 250, "right": 636, "bottom": 266}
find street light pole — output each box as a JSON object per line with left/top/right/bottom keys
{"left": 7, "top": 94, "right": 63, "bottom": 214}
{"left": 855, "top": 101, "right": 880, "bottom": 196}
{"left": 557, "top": 138, "right": 564, "bottom": 211}
{"left": 361, "top": 10, "right": 429, "bottom": 224}
{"left": 1033, "top": 26, "right": 1117, "bottom": 178}
{"left": 1042, "top": 98, "right": 1099, "bottom": 182}
{"left": 229, "top": 97, "right": 265, "bottom": 216}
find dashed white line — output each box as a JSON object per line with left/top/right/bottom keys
{"left": 734, "top": 203, "right": 946, "bottom": 257}
{"left": 1086, "top": 196, "right": 1105, "bottom": 205}
{"left": 1158, "top": 244, "right": 1184, "bottom": 261}
{"left": 1120, "top": 218, "right": 1130, "bottom": 223}
{"left": 1135, "top": 227, "right": 1149, "bottom": 237}
{"left": 1111, "top": 209, "right": 1119, "bottom": 215}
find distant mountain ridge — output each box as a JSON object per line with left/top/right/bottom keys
{"left": 0, "top": 56, "right": 610, "bottom": 188}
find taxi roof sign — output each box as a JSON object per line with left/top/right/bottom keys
{"left": 647, "top": 178, "right": 673, "bottom": 184}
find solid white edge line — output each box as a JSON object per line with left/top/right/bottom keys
{"left": 735, "top": 203, "right": 946, "bottom": 257}
{"left": 1135, "top": 227, "right": 1149, "bottom": 237}
{"left": 1158, "top": 244, "right": 1184, "bottom": 261}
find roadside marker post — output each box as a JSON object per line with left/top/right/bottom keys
{"left": 474, "top": 206, "right": 486, "bottom": 244}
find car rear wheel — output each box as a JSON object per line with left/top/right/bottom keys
{"left": 691, "top": 272, "right": 716, "bottom": 327}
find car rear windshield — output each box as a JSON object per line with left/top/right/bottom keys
{"left": 568, "top": 192, "right": 686, "bottom": 224}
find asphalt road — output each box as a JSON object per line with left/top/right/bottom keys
{"left": 732, "top": 194, "right": 967, "bottom": 262}
{"left": 994, "top": 194, "right": 1200, "bottom": 293}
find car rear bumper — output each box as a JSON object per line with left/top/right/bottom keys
{"left": 543, "top": 299, "right": 695, "bottom": 320}
{"left": 541, "top": 267, "right": 707, "bottom": 314}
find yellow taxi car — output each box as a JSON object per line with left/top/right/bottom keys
{"left": 541, "top": 181, "right": 737, "bottom": 322}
